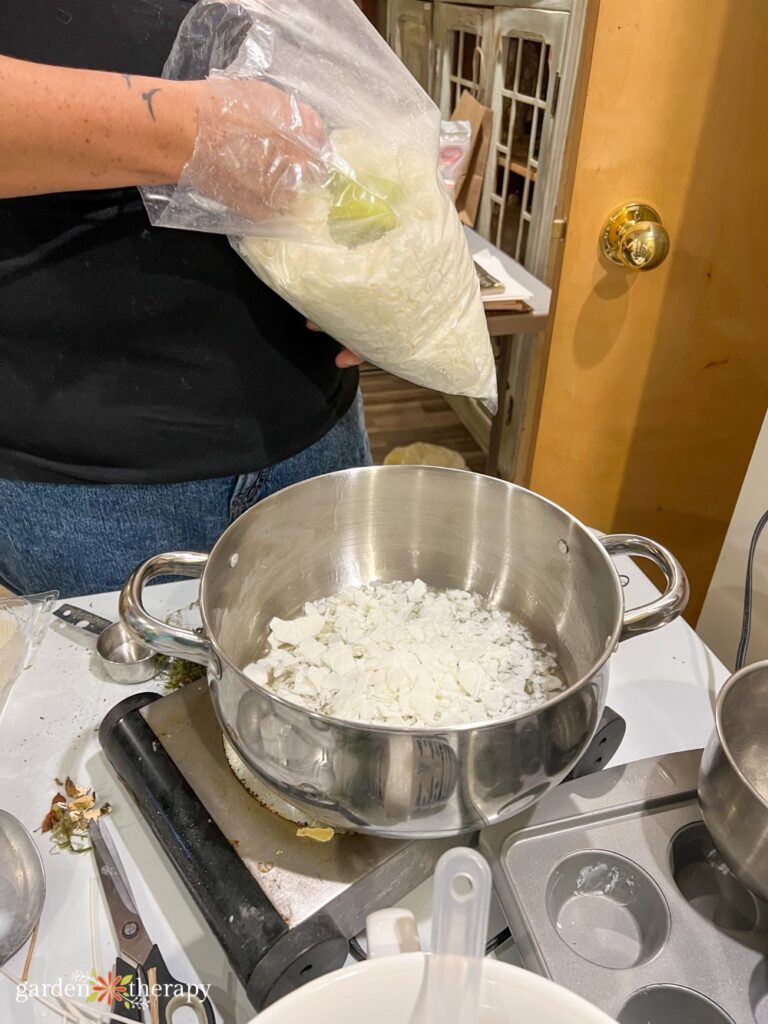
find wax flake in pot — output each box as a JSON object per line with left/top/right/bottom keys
{"left": 243, "top": 579, "right": 565, "bottom": 727}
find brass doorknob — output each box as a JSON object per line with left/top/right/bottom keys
{"left": 601, "top": 203, "right": 670, "bottom": 270}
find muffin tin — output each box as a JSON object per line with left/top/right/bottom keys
{"left": 480, "top": 749, "right": 768, "bottom": 1024}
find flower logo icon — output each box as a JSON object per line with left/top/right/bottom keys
{"left": 88, "top": 970, "right": 134, "bottom": 1007}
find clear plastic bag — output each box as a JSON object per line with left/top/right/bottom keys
{"left": 439, "top": 120, "right": 473, "bottom": 196}
{"left": 0, "top": 591, "right": 58, "bottom": 712}
{"left": 141, "top": 0, "right": 497, "bottom": 409}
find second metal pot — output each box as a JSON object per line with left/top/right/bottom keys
{"left": 119, "top": 467, "right": 688, "bottom": 838}
{"left": 699, "top": 659, "right": 768, "bottom": 901}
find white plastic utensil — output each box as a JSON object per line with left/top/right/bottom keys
{"left": 410, "top": 847, "right": 493, "bottom": 1024}
{"left": 252, "top": 864, "right": 617, "bottom": 1024}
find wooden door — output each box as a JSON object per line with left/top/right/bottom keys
{"left": 434, "top": 3, "right": 494, "bottom": 115}
{"left": 388, "top": 0, "right": 435, "bottom": 96}
{"left": 528, "top": 0, "right": 768, "bottom": 620}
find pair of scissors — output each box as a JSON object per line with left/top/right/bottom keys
{"left": 89, "top": 818, "right": 215, "bottom": 1024}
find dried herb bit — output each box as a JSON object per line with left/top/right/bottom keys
{"left": 40, "top": 793, "right": 66, "bottom": 834}
{"left": 40, "top": 777, "right": 111, "bottom": 853}
{"left": 155, "top": 655, "right": 205, "bottom": 692}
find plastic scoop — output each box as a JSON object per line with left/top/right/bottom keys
{"left": 411, "top": 847, "right": 492, "bottom": 1024}
{"left": 324, "top": 168, "right": 401, "bottom": 247}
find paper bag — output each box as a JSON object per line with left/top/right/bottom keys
{"left": 451, "top": 90, "right": 493, "bottom": 228}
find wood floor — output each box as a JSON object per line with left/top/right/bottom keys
{"left": 359, "top": 368, "right": 486, "bottom": 471}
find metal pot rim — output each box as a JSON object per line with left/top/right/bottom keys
{"left": 199, "top": 466, "right": 625, "bottom": 736}
{"left": 0, "top": 809, "right": 46, "bottom": 965}
{"left": 713, "top": 658, "right": 768, "bottom": 809}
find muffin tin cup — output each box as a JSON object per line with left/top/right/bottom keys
{"left": 617, "top": 985, "right": 737, "bottom": 1024}
{"left": 480, "top": 749, "right": 768, "bottom": 1024}
{"left": 546, "top": 850, "right": 671, "bottom": 969}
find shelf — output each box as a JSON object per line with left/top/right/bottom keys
{"left": 497, "top": 152, "right": 537, "bottom": 180}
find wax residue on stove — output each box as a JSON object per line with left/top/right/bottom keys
{"left": 223, "top": 735, "right": 342, "bottom": 838}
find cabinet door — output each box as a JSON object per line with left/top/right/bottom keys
{"left": 434, "top": 3, "right": 495, "bottom": 116}
{"left": 389, "top": 0, "right": 435, "bottom": 96}
{"left": 478, "top": 9, "right": 568, "bottom": 267}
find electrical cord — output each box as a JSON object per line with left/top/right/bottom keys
{"left": 735, "top": 508, "right": 768, "bottom": 670}
{"left": 348, "top": 926, "right": 512, "bottom": 962}
{"left": 484, "top": 926, "right": 512, "bottom": 954}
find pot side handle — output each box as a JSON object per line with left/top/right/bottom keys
{"left": 601, "top": 534, "right": 689, "bottom": 641}
{"left": 119, "top": 552, "right": 210, "bottom": 664}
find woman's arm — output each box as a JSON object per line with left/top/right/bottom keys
{"left": 0, "top": 57, "right": 326, "bottom": 209}
{"left": 0, "top": 57, "right": 362, "bottom": 364}
{"left": 0, "top": 56, "right": 202, "bottom": 197}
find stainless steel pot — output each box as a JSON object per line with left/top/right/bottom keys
{"left": 120, "top": 467, "right": 688, "bottom": 838}
{"left": 699, "top": 660, "right": 768, "bottom": 901}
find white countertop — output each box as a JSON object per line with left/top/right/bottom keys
{"left": 0, "top": 563, "right": 729, "bottom": 1023}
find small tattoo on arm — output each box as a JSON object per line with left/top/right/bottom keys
{"left": 141, "top": 87, "right": 162, "bottom": 121}
{"left": 122, "top": 73, "right": 132, "bottom": 89}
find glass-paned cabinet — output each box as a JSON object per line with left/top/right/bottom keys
{"left": 434, "top": 4, "right": 493, "bottom": 114}
{"left": 386, "top": 0, "right": 588, "bottom": 480}
{"left": 479, "top": 10, "right": 567, "bottom": 275}
{"left": 389, "top": 0, "right": 580, "bottom": 281}
{"left": 389, "top": 0, "right": 435, "bottom": 95}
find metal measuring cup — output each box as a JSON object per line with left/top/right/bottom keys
{"left": 53, "top": 603, "right": 157, "bottom": 683}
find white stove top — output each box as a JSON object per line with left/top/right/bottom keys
{"left": 0, "top": 561, "right": 729, "bottom": 1023}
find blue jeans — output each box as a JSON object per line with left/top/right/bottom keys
{"left": 0, "top": 392, "right": 371, "bottom": 597}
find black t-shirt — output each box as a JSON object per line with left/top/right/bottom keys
{"left": 0, "top": 1, "right": 357, "bottom": 484}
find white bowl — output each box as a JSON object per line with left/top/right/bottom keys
{"left": 252, "top": 953, "right": 617, "bottom": 1024}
